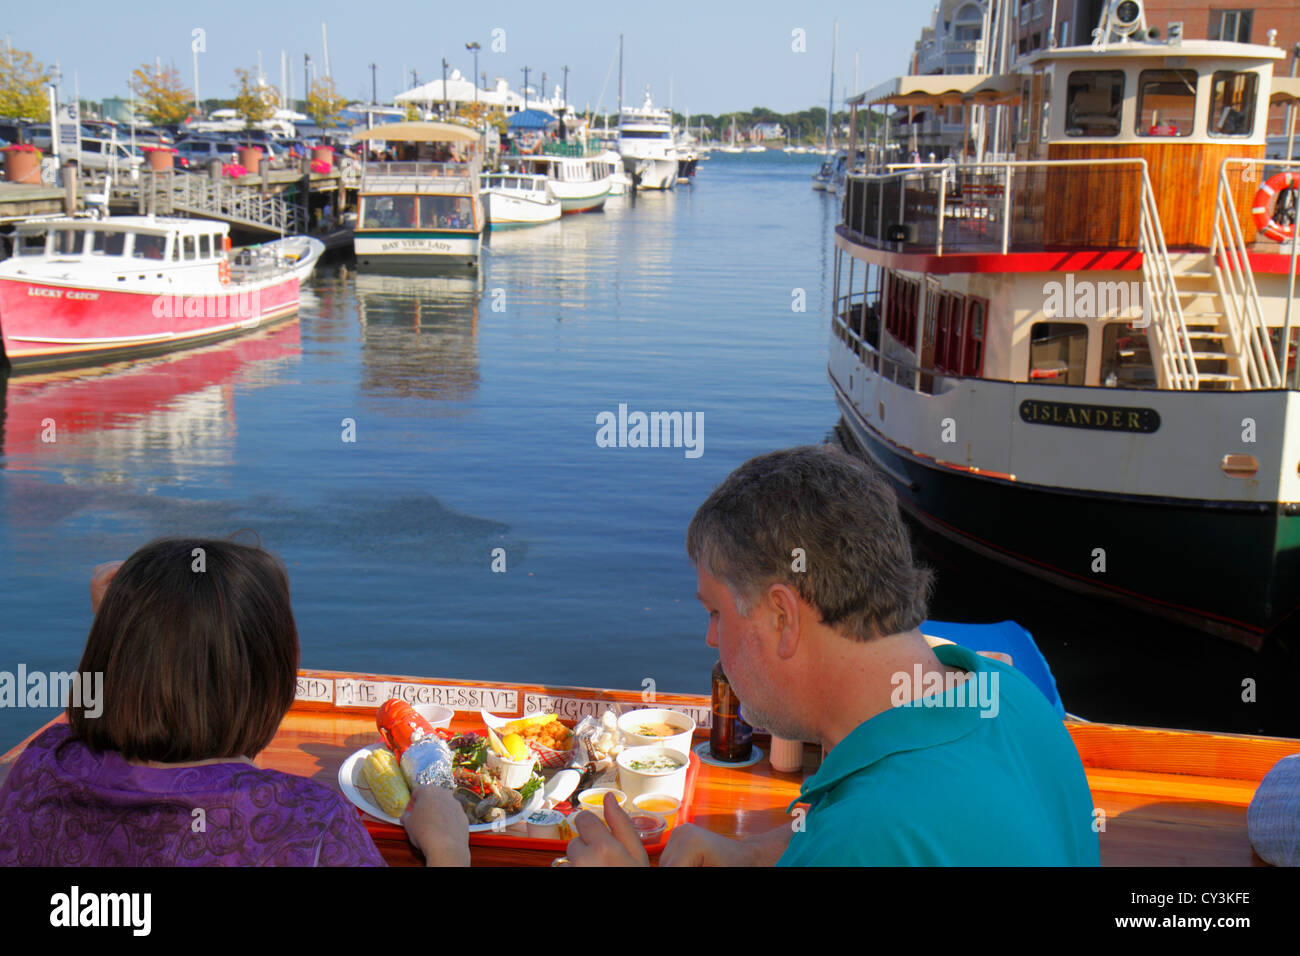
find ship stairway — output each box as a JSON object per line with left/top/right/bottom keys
{"left": 1139, "top": 166, "right": 1281, "bottom": 391}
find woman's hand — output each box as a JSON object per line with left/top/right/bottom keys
{"left": 90, "top": 561, "right": 124, "bottom": 614}
{"left": 402, "top": 785, "right": 471, "bottom": 867}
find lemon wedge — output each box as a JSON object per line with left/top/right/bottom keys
{"left": 486, "top": 726, "right": 510, "bottom": 759}
{"left": 502, "top": 733, "right": 529, "bottom": 762}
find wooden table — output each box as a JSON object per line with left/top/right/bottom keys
{"left": 3, "top": 668, "right": 1296, "bottom": 866}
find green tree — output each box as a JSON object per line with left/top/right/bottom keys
{"left": 305, "top": 76, "right": 347, "bottom": 126}
{"left": 129, "top": 63, "right": 193, "bottom": 125}
{"left": 233, "top": 67, "right": 278, "bottom": 127}
{"left": 0, "top": 44, "right": 51, "bottom": 120}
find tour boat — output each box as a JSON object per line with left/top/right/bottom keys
{"left": 351, "top": 121, "right": 485, "bottom": 272}
{"left": 0, "top": 216, "right": 302, "bottom": 373}
{"left": 2, "top": 618, "right": 1293, "bottom": 867}
{"left": 829, "top": 10, "right": 1300, "bottom": 645}
{"left": 246, "top": 236, "right": 326, "bottom": 284}
{"left": 505, "top": 137, "right": 614, "bottom": 214}
{"left": 479, "top": 172, "right": 561, "bottom": 229}
{"left": 617, "top": 89, "right": 679, "bottom": 191}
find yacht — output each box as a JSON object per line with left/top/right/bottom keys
{"left": 505, "top": 135, "right": 614, "bottom": 213}
{"left": 617, "top": 88, "right": 678, "bottom": 190}
{"left": 479, "top": 171, "right": 561, "bottom": 228}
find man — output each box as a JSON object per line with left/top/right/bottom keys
{"left": 560, "top": 445, "right": 1100, "bottom": 866}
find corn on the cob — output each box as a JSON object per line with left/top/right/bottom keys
{"left": 363, "top": 747, "right": 411, "bottom": 817}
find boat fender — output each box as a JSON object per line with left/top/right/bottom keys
{"left": 1252, "top": 172, "right": 1299, "bottom": 242}
{"left": 218, "top": 259, "right": 231, "bottom": 285}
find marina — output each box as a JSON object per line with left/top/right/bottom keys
{"left": 0, "top": 0, "right": 1299, "bottom": 892}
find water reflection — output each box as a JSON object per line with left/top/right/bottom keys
{"left": 0, "top": 322, "right": 302, "bottom": 477}
{"left": 354, "top": 272, "right": 482, "bottom": 404}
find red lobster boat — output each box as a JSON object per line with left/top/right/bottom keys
{"left": 0, "top": 216, "right": 309, "bottom": 373}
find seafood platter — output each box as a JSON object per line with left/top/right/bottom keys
{"left": 338, "top": 699, "right": 702, "bottom": 852}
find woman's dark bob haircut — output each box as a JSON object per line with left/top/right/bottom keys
{"left": 69, "top": 537, "right": 299, "bottom": 763}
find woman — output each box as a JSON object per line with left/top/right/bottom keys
{"left": 0, "top": 538, "right": 467, "bottom": 866}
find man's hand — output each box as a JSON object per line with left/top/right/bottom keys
{"left": 402, "top": 785, "right": 471, "bottom": 867}
{"left": 564, "top": 793, "right": 649, "bottom": 867}
{"left": 90, "top": 561, "right": 124, "bottom": 615}
{"left": 660, "top": 821, "right": 794, "bottom": 867}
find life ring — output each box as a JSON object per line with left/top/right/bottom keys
{"left": 1252, "top": 172, "right": 1299, "bottom": 242}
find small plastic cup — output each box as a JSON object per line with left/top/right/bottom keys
{"left": 576, "top": 787, "right": 626, "bottom": 821}
{"left": 628, "top": 813, "right": 667, "bottom": 844}
{"left": 632, "top": 792, "right": 680, "bottom": 829}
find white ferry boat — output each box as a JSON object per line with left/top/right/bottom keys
{"left": 0, "top": 216, "right": 304, "bottom": 372}
{"left": 352, "top": 122, "right": 485, "bottom": 272}
{"left": 479, "top": 171, "right": 561, "bottom": 228}
{"left": 617, "top": 89, "right": 678, "bottom": 190}
{"left": 829, "top": 6, "right": 1300, "bottom": 645}
{"left": 505, "top": 136, "right": 614, "bottom": 214}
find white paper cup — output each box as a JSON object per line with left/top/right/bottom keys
{"left": 486, "top": 749, "right": 535, "bottom": 789}
{"left": 617, "top": 746, "right": 690, "bottom": 801}
{"left": 617, "top": 708, "right": 696, "bottom": 757}
{"left": 411, "top": 703, "right": 455, "bottom": 729}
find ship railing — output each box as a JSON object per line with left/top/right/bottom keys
{"left": 361, "top": 162, "right": 476, "bottom": 194}
{"left": 842, "top": 158, "right": 1149, "bottom": 256}
{"left": 830, "top": 295, "right": 960, "bottom": 396}
{"left": 1136, "top": 164, "right": 1200, "bottom": 391}
{"left": 1211, "top": 158, "right": 1288, "bottom": 390}
{"left": 170, "top": 174, "right": 308, "bottom": 235}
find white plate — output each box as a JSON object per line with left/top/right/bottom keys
{"left": 338, "top": 743, "right": 544, "bottom": 831}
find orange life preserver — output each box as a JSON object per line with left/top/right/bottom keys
{"left": 1252, "top": 172, "right": 1299, "bottom": 242}
{"left": 219, "top": 259, "right": 231, "bottom": 285}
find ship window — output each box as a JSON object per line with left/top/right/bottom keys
{"left": 944, "top": 295, "right": 965, "bottom": 373}
{"left": 1019, "top": 78, "right": 1032, "bottom": 142}
{"left": 1137, "top": 70, "right": 1197, "bottom": 137}
{"left": 1100, "top": 322, "right": 1156, "bottom": 388}
{"left": 183, "top": 235, "right": 196, "bottom": 260}
{"left": 1065, "top": 71, "right": 1123, "bottom": 137}
{"left": 52, "top": 230, "right": 84, "bottom": 255}
{"left": 1208, "top": 71, "right": 1258, "bottom": 137}
{"left": 199, "top": 235, "right": 211, "bottom": 258}
{"left": 963, "top": 299, "right": 987, "bottom": 377}
{"left": 92, "top": 231, "right": 126, "bottom": 256}
{"left": 17, "top": 232, "right": 46, "bottom": 255}
{"left": 132, "top": 234, "right": 166, "bottom": 260}
{"left": 1029, "top": 322, "right": 1087, "bottom": 385}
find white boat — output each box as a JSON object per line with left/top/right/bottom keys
{"left": 252, "top": 236, "right": 326, "bottom": 283}
{"left": 718, "top": 116, "right": 745, "bottom": 154}
{"left": 746, "top": 144, "right": 766, "bottom": 153}
{"left": 351, "top": 121, "right": 485, "bottom": 272}
{"left": 0, "top": 216, "right": 303, "bottom": 372}
{"left": 479, "top": 171, "right": 561, "bottom": 228}
{"left": 830, "top": 14, "right": 1300, "bottom": 645}
{"left": 505, "top": 135, "right": 613, "bottom": 214}
{"left": 601, "top": 149, "right": 633, "bottom": 196}
{"left": 618, "top": 89, "right": 678, "bottom": 190}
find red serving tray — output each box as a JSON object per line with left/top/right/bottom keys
{"left": 359, "top": 750, "right": 701, "bottom": 859}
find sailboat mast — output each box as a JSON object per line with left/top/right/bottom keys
{"left": 825, "top": 20, "right": 837, "bottom": 149}
{"left": 618, "top": 34, "right": 623, "bottom": 117}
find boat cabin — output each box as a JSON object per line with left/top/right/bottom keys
{"left": 8, "top": 217, "right": 231, "bottom": 283}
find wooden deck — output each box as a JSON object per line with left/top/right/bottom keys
{"left": 3, "top": 668, "right": 1296, "bottom": 866}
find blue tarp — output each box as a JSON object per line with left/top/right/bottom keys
{"left": 508, "top": 109, "right": 558, "bottom": 130}
{"left": 919, "top": 619, "right": 1067, "bottom": 718}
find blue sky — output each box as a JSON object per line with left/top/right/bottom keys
{"left": 4, "top": 1, "right": 926, "bottom": 114}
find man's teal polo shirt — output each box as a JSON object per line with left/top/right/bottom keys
{"left": 776, "top": 643, "right": 1100, "bottom": 866}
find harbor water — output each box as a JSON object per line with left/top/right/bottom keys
{"left": 1, "top": 153, "right": 1295, "bottom": 748}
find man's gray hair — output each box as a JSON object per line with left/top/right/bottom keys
{"left": 686, "top": 445, "right": 931, "bottom": 640}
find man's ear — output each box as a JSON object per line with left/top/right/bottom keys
{"left": 765, "top": 583, "right": 803, "bottom": 660}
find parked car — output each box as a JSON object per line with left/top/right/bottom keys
{"left": 172, "top": 138, "right": 242, "bottom": 170}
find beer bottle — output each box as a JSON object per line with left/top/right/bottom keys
{"left": 710, "top": 660, "right": 753, "bottom": 761}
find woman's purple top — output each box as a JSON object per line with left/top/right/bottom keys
{"left": 0, "top": 724, "right": 385, "bottom": 866}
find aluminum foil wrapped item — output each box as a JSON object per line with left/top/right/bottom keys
{"left": 399, "top": 735, "right": 455, "bottom": 789}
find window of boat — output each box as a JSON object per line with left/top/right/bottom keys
{"left": 1137, "top": 69, "right": 1197, "bottom": 137}
{"left": 944, "top": 295, "right": 965, "bottom": 373}
{"left": 963, "top": 299, "right": 986, "bottom": 377}
{"left": 132, "top": 234, "right": 166, "bottom": 260}
{"left": 1065, "top": 71, "right": 1123, "bottom": 137}
{"left": 1100, "top": 322, "right": 1155, "bottom": 388}
{"left": 1029, "top": 322, "right": 1087, "bottom": 385}
{"left": 1040, "top": 71, "right": 1052, "bottom": 140}
{"left": 1208, "top": 71, "right": 1258, "bottom": 137}
{"left": 91, "top": 230, "right": 126, "bottom": 256}
{"left": 199, "top": 235, "right": 211, "bottom": 258}
{"left": 17, "top": 232, "right": 47, "bottom": 255}
{"left": 1018, "top": 77, "right": 1032, "bottom": 142}
{"left": 183, "top": 235, "right": 197, "bottom": 260}
{"left": 51, "top": 229, "right": 84, "bottom": 255}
